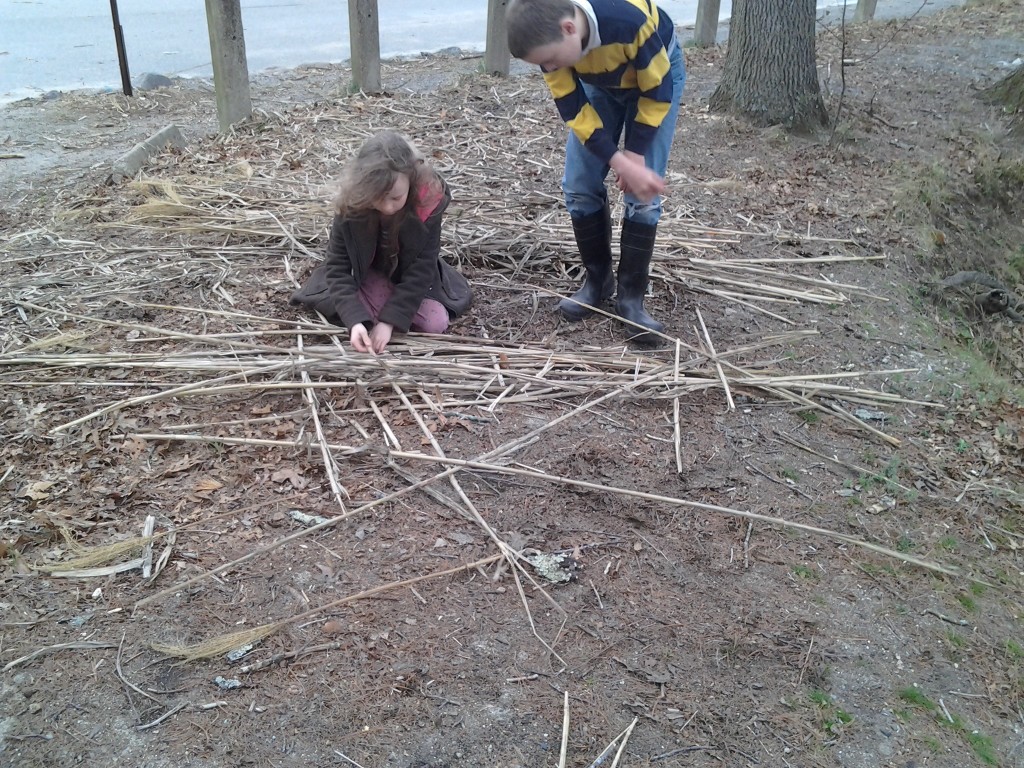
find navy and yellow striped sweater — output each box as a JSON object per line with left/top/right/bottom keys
{"left": 542, "top": 0, "right": 676, "bottom": 164}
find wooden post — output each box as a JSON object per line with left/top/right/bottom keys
{"left": 205, "top": 0, "right": 252, "bottom": 131}
{"left": 349, "top": 0, "right": 382, "bottom": 93}
{"left": 109, "top": 0, "right": 133, "bottom": 96}
{"left": 853, "top": 0, "right": 879, "bottom": 23}
{"left": 692, "top": 0, "right": 722, "bottom": 47}
{"left": 484, "top": 0, "right": 511, "bottom": 76}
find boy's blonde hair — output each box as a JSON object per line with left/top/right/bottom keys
{"left": 333, "top": 131, "right": 440, "bottom": 218}
{"left": 506, "top": 0, "right": 576, "bottom": 60}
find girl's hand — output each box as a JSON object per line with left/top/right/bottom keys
{"left": 350, "top": 323, "right": 373, "bottom": 353}
{"left": 368, "top": 322, "right": 394, "bottom": 354}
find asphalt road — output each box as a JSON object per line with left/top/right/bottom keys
{"left": 0, "top": 0, "right": 968, "bottom": 104}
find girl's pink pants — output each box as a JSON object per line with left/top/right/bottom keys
{"left": 358, "top": 270, "right": 449, "bottom": 334}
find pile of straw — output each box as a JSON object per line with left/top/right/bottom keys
{"left": 0, "top": 67, "right": 948, "bottom": 661}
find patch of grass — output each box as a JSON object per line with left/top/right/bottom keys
{"left": 1009, "top": 247, "right": 1024, "bottom": 285}
{"left": 950, "top": 347, "right": 1024, "bottom": 406}
{"left": 900, "top": 685, "right": 997, "bottom": 765}
{"left": 857, "top": 455, "right": 904, "bottom": 494}
{"left": 825, "top": 709, "right": 853, "bottom": 733}
{"left": 1006, "top": 639, "right": 1024, "bottom": 660}
{"left": 793, "top": 564, "right": 818, "bottom": 581}
{"left": 859, "top": 562, "right": 897, "bottom": 578}
{"left": 881, "top": 456, "right": 901, "bottom": 480}
{"left": 972, "top": 152, "right": 1024, "bottom": 210}
{"left": 899, "top": 687, "right": 937, "bottom": 711}
{"left": 956, "top": 593, "right": 977, "bottom": 613}
{"left": 946, "top": 632, "right": 967, "bottom": 649}
{"left": 938, "top": 536, "right": 958, "bottom": 551}
{"left": 969, "top": 581, "right": 986, "bottom": 597}
{"left": 963, "top": 729, "right": 998, "bottom": 766}
{"left": 894, "top": 160, "right": 957, "bottom": 227}
{"left": 781, "top": 467, "right": 799, "bottom": 482}
{"left": 858, "top": 472, "right": 879, "bottom": 492}
{"left": 935, "top": 710, "right": 1000, "bottom": 766}
{"left": 809, "top": 689, "right": 830, "bottom": 707}
{"left": 808, "top": 689, "right": 853, "bottom": 735}
{"left": 796, "top": 409, "right": 820, "bottom": 425}
{"left": 897, "top": 534, "right": 914, "bottom": 553}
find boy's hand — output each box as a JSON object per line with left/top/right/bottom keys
{"left": 611, "top": 151, "right": 666, "bottom": 203}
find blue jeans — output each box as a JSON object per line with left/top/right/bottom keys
{"left": 562, "top": 40, "right": 685, "bottom": 226}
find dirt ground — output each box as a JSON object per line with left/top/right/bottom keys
{"left": 2, "top": 3, "right": 1024, "bottom": 767}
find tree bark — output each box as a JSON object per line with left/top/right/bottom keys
{"left": 709, "top": 0, "right": 827, "bottom": 132}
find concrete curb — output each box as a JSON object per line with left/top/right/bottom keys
{"left": 111, "top": 124, "right": 186, "bottom": 182}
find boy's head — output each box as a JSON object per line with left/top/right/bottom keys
{"left": 507, "top": 0, "right": 587, "bottom": 70}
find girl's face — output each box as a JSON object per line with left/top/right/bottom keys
{"left": 373, "top": 173, "right": 410, "bottom": 217}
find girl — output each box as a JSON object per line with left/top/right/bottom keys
{"left": 290, "top": 131, "right": 472, "bottom": 354}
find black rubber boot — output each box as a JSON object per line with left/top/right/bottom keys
{"left": 616, "top": 219, "right": 665, "bottom": 345}
{"left": 558, "top": 206, "right": 615, "bottom": 321}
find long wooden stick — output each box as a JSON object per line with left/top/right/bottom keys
{"left": 389, "top": 450, "right": 959, "bottom": 577}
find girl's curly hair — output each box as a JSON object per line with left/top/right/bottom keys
{"left": 333, "top": 131, "right": 441, "bottom": 220}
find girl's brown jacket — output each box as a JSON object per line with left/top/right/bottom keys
{"left": 290, "top": 180, "right": 471, "bottom": 332}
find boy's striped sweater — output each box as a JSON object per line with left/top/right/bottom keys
{"left": 542, "top": 0, "right": 676, "bottom": 163}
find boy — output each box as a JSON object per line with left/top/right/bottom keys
{"left": 506, "top": 0, "right": 685, "bottom": 344}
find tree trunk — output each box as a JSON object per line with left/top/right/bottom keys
{"left": 984, "top": 65, "right": 1024, "bottom": 115}
{"left": 709, "top": 0, "right": 827, "bottom": 132}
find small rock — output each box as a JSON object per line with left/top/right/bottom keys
{"left": 225, "top": 642, "right": 255, "bottom": 663}
{"left": 323, "top": 619, "right": 345, "bottom": 635}
{"left": 135, "top": 72, "right": 173, "bottom": 90}
{"left": 854, "top": 408, "right": 887, "bottom": 422}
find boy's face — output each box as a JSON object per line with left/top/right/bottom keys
{"left": 522, "top": 17, "right": 584, "bottom": 72}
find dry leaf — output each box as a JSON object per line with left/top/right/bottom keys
{"left": 271, "top": 469, "right": 306, "bottom": 489}
{"left": 18, "top": 481, "right": 54, "bottom": 500}
{"left": 162, "top": 455, "right": 202, "bottom": 477}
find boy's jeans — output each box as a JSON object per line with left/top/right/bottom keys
{"left": 562, "top": 39, "right": 685, "bottom": 226}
